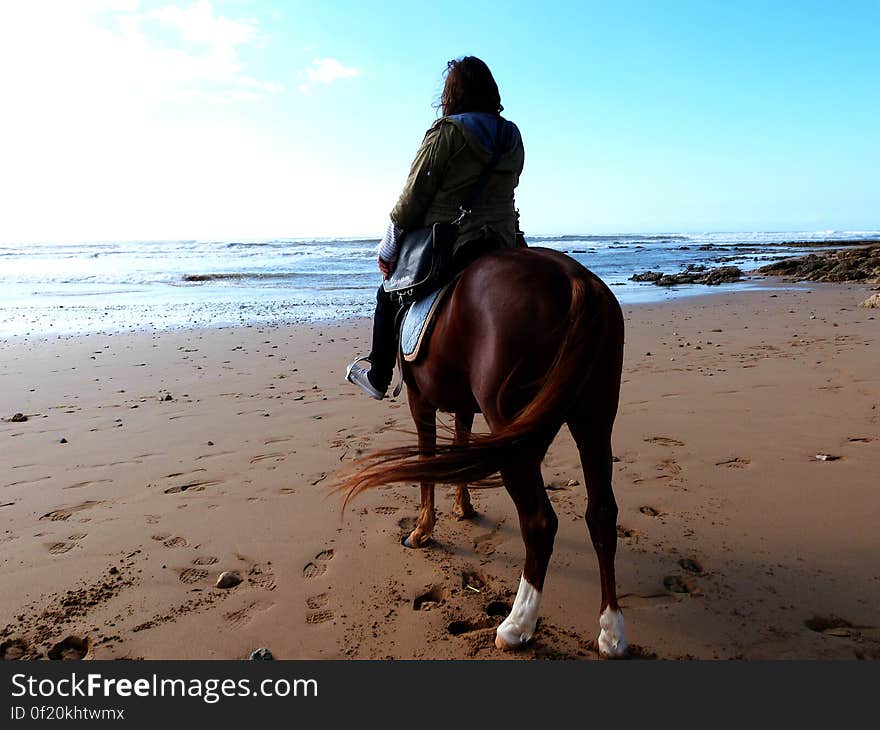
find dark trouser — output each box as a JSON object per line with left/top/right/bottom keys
{"left": 368, "top": 284, "right": 400, "bottom": 392}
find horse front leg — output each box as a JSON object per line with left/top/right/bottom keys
{"left": 495, "top": 454, "right": 558, "bottom": 650}
{"left": 403, "top": 393, "right": 437, "bottom": 549}
{"left": 452, "top": 411, "right": 477, "bottom": 519}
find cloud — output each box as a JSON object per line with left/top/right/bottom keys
{"left": 144, "top": 0, "right": 258, "bottom": 49}
{"left": 299, "top": 57, "right": 361, "bottom": 93}
{"left": 0, "top": 1, "right": 281, "bottom": 108}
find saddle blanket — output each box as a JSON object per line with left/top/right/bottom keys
{"left": 400, "top": 281, "right": 456, "bottom": 362}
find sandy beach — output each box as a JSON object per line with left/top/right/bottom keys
{"left": 1, "top": 279, "right": 878, "bottom": 660}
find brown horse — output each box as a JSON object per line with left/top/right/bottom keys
{"left": 341, "top": 246, "right": 627, "bottom": 657}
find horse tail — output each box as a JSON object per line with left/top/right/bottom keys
{"left": 339, "top": 274, "right": 607, "bottom": 509}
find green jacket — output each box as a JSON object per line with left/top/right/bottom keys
{"left": 390, "top": 112, "right": 524, "bottom": 255}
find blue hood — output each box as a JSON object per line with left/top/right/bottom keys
{"left": 447, "top": 112, "right": 520, "bottom": 154}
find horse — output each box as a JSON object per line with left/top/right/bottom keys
{"left": 341, "top": 246, "right": 627, "bottom": 657}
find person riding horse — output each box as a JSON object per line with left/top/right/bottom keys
{"left": 346, "top": 56, "right": 525, "bottom": 399}
{"left": 341, "top": 57, "right": 628, "bottom": 657}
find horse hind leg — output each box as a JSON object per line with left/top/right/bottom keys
{"left": 403, "top": 393, "right": 437, "bottom": 549}
{"left": 568, "top": 413, "right": 628, "bottom": 658}
{"left": 452, "top": 411, "right": 477, "bottom": 520}
{"left": 495, "top": 454, "right": 558, "bottom": 650}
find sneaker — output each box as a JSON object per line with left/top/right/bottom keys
{"left": 345, "top": 358, "right": 386, "bottom": 400}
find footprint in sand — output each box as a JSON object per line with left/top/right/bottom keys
{"left": 617, "top": 525, "right": 638, "bottom": 540}
{"left": 374, "top": 506, "right": 399, "bottom": 515}
{"left": 0, "top": 638, "right": 29, "bottom": 660}
{"left": 413, "top": 585, "right": 448, "bottom": 611}
{"left": 264, "top": 436, "right": 295, "bottom": 446}
{"left": 461, "top": 569, "right": 488, "bottom": 593}
{"left": 804, "top": 615, "right": 856, "bottom": 636}
{"left": 40, "top": 501, "right": 101, "bottom": 522}
{"left": 164, "top": 480, "right": 220, "bottom": 494}
{"left": 64, "top": 479, "right": 112, "bottom": 490}
{"left": 192, "top": 555, "right": 219, "bottom": 566}
{"left": 715, "top": 457, "right": 751, "bottom": 468}
{"left": 644, "top": 436, "right": 685, "bottom": 447}
{"left": 656, "top": 458, "right": 682, "bottom": 478}
{"left": 47, "top": 636, "right": 91, "bottom": 660}
{"left": 164, "top": 469, "right": 206, "bottom": 479}
{"left": 473, "top": 521, "right": 505, "bottom": 556}
{"left": 663, "top": 574, "right": 701, "bottom": 595}
{"left": 163, "top": 536, "right": 188, "bottom": 548}
{"left": 151, "top": 533, "right": 171, "bottom": 541}
{"left": 639, "top": 506, "right": 662, "bottom": 517}
{"left": 47, "top": 542, "right": 75, "bottom": 555}
{"left": 249, "top": 453, "right": 286, "bottom": 464}
{"left": 224, "top": 601, "right": 273, "bottom": 628}
{"left": 678, "top": 557, "right": 705, "bottom": 574}
{"left": 195, "top": 450, "right": 236, "bottom": 461}
{"left": 306, "top": 592, "right": 330, "bottom": 610}
{"left": 447, "top": 616, "right": 495, "bottom": 636}
{"left": 306, "top": 609, "right": 335, "bottom": 625}
{"left": 179, "top": 568, "right": 209, "bottom": 584}
{"left": 67, "top": 532, "right": 87, "bottom": 541}
{"left": 302, "top": 549, "right": 334, "bottom": 579}
{"left": 486, "top": 600, "right": 511, "bottom": 617}
{"left": 248, "top": 564, "right": 277, "bottom": 591}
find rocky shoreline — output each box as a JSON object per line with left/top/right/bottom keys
{"left": 631, "top": 265, "right": 745, "bottom": 287}
{"left": 630, "top": 240, "right": 880, "bottom": 289}
{"left": 757, "top": 242, "right": 880, "bottom": 283}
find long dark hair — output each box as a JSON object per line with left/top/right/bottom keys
{"left": 437, "top": 56, "right": 503, "bottom": 117}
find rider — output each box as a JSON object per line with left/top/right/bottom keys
{"left": 347, "top": 56, "right": 525, "bottom": 400}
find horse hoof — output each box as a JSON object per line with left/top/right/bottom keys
{"left": 494, "top": 623, "right": 532, "bottom": 651}
{"left": 495, "top": 616, "right": 534, "bottom": 651}
{"left": 598, "top": 607, "right": 628, "bottom": 659}
{"left": 402, "top": 532, "right": 430, "bottom": 549}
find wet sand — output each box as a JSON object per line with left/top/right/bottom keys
{"left": 1, "top": 281, "right": 879, "bottom": 660}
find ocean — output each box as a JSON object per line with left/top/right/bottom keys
{"left": 1, "top": 230, "right": 877, "bottom": 337}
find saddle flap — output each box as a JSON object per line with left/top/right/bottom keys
{"left": 399, "top": 282, "right": 456, "bottom": 362}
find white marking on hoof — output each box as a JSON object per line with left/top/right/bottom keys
{"left": 495, "top": 575, "right": 542, "bottom": 650}
{"left": 598, "top": 607, "right": 628, "bottom": 658}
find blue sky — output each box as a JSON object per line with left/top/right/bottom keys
{"left": 1, "top": 0, "right": 878, "bottom": 242}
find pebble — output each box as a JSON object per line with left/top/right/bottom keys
{"left": 566, "top": 479, "right": 579, "bottom": 487}
{"left": 10, "top": 413, "right": 27, "bottom": 422}
{"left": 815, "top": 454, "right": 841, "bottom": 462}
{"left": 249, "top": 647, "right": 274, "bottom": 660}
{"left": 216, "top": 571, "right": 242, "bottom": 589}
{"left": 59, "top": 438, "right": 68, "bottom": 444}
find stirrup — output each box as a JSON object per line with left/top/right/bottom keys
{"left": 345, "top": 354, "right": 371, "bottom": 383}
{"left": 345, "top": 354, "right": 386, "bottom": 401}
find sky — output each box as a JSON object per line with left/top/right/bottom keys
{"left": 1, "top": 0, "right": 878, "bottom": 243}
